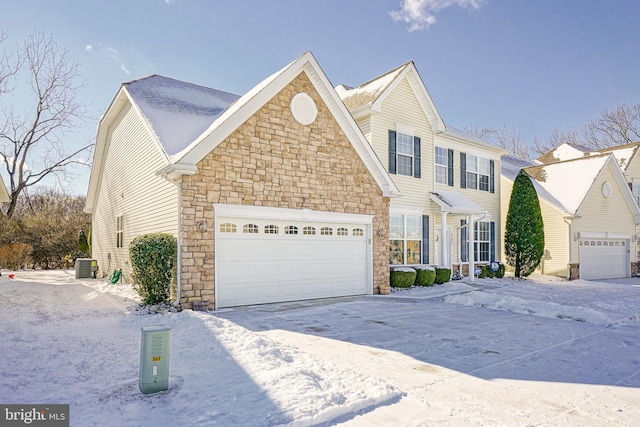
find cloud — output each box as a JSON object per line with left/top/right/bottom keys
{"left": 85, "top": 45, "right": 93, "bottom": 52}
{"left": 390, "top": 0, "right": 483, "bottom": 32}
{"left": 103, "top": 45, "right": 131, "bottom": 75}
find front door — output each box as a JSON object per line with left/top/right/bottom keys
{"left": 435, "top": 226, "right": 452, "bottom": 266}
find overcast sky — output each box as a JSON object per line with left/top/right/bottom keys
{"left": 3, "top": 0, "right": 640, "bottom": 195}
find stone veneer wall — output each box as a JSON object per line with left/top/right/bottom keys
{"left": 178, "top": 72, "right": 390, "bottom": 309}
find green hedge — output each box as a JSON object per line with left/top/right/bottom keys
{"left": 129, "top": 233, "right": 177, "bottom": 305}
{"left": 478, "top": 265, "right": 488, "bottom": 278}
{"left": 496, "top": 263, "right": 506, "bottom": 278}
{"left": 434, "top": 266, "right": 451, "bottom": 284}
{"left": 390, "top": 267, "right": 416, "bottom": 288}
{"left": 414, "top": 265, "right": 436, "bottom": 286}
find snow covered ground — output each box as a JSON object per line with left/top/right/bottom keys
{"left": 1, "top": 270, "right": 639, "bottom": 426}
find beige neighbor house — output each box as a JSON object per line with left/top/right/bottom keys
{"left": 335, "top": 63, "right": 508, "bottom": 279}
{"left": 0, "top": 174, "right": 8, "bottom": 203}
{"left": 85, "top": 52, "right": 400, "bottom": 309}
{"left": 501, "top": 153, "right": 640, "bottom": 280}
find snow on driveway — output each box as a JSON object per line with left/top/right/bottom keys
{"left": 1, "top": 270, "right": 639, "bottom": 426}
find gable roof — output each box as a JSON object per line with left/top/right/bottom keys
{"left": 335, "top": 61, "right": 446, "bottom": 133}
{"left": 590, "top": 141, "right": 640, "bottom": 172}
{"left": 536, "top": 143, "right": 588, "bottom": 164}
{"left": 523, "top": 154, "right": 639, "bottom": 217}
{"left": 335, "top": 62, "right": 507, "bottom": 155}
{"left": 87, "top": 52, "right": 400, "bottom": 209}
{"left": 0, "top": 173, "right": 9, "bottom": 203}
{"left": 124, "top": 75, "right": 241, "bottom": 157}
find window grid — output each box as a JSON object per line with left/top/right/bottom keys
{"left": 219, "top": 223, "right": 237, "bottom": 233}
{"left": 396, "top": 133, "right": 414, "bottom": 176}
{"left": 303, "top": 226, "right": 316, "bottom": 235}
{"left": 285, "top": 226, "right": 298, "bottom": 235}
{"left": 389, "top": 213, "right": 422, "bottom": 265}
{"left": 321, "top": 227, "right": 333, "bottom": 236}
{"left": 243, "top": 224, "right": 259, "bottom": 234}
{"left": 116, "top": 215, "right": 124, "bottom": 248}
{"left": 264, "top": 225, "right": 279, "bottom": 234}
{"left": 352, "top": 228, "right": 364, "bottom": 237}
{"left": 337, "top": 227, "right": 349, "bottom": 236}
{"left": 435, "top": 147, "right": 448, "bottom": 184}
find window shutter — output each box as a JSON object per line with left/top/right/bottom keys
{"left": 460, "top": 152, "right": 467, "bottom": 189}
{"left": 447, "top": 149, "right": 454, "bottom": 187}
{"left": 490, "top": 160, "right": 495, "bottom": 193}
{"left": 490, "top": 221, "right": 496, "bottom": 261}
{"left": 388, "top": 130, "right": 397, "bottom": 174}
{"left": 461, "top": 219, "right": 467, "bottom": 262}
{"left": 422, "top": 215, "right": 429, "bottom": 264}
{"left": 413, "top": 136, "right": 421, "bottom": 178}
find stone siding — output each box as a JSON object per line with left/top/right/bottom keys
{"left": 179, "top": 71, "right": 389, "bottom": 309}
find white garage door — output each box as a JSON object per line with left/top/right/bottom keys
{"left": 214, "top": 204, "right": 372, "bottom": 308}
{"left": 579, "top": 238, "right": 629, "bottom": 280}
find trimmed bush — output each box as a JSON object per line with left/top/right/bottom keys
{"left": 485, "top": 264, "right": 496, "bottom": 278}
{"left": 129, "top": 233, "right": 177, "bottom": 305}
{"left": 496, "top": 263, "right": 506, "bottom": 278}
{"left": 390, "top": 267, "right": 417, "bottom": 288}
{"left": 414, "top": 265, "right": 436, "bottom": 286}
{"left": 434, "top": 266, "right": 451, "bottom": 284}
{"left": 478, "top": 265, "right": 488, "bottom": 278}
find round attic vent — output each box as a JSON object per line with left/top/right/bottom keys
{"left": 290, "top": 92, "right": 317, "bottom": 125}
{"left": 602, "top": 181, "right": 612, "bottom": 198}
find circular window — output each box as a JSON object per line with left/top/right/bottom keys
{"left": 602, "top": 181, "right": 612, "bottom": 198}
{"left": 290, "top": 92, "right": 317, "bottom": 125}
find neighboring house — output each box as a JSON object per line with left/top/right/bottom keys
{"left": 86, "top": 52, "right": 399, "bottom": 309}
{"left": 336, "top": 63, "right": 507, "bottom": 277}
{"left": 501, "top": 154, "right": 640, "bottom": 280}
{"left": 0, "top": 174, "right": 8, "bottom": 203}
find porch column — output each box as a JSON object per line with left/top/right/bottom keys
{"left": 441, "top": 211, "right": 448, "bottom": 267}
{"left": 468, "top": 214, "right": 476, "bottom": 283}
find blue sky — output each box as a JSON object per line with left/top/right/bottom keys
{"left": 3, "top": 0, "right": 640, "bottom": 195}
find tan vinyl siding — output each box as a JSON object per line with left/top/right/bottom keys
{"left": 92, "top": 103, "right": 178, "bottom": 279}
{"left": 356, "top": 116, "right": 371, "bottom": 142}
{"left": 372, "top": 78, "right": 434, "bottom": 208}
{"left": 624, "top": 156, "right": 640, "bottom": 181}
{"left": 571, "top": 165, "right": 638, "bottom": 263}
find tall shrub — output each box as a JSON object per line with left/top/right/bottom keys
{"left": 505, "top": 170, "right": 545, "bottom": 277}
{"left": 129, "top": 233, "right": 176, "bottom": 305}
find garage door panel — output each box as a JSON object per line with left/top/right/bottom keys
{"left": 579, "top": 239, "right": 629, "bottom": 280}
{"left": 216, "top": 216, "right": 370, "bottom": 308}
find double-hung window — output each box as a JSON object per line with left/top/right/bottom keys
{"left": 460, "top": 220, "right": 494, "bottom": 263}
{"left": 388, "top": 129, "right": 421, "bottom": 178}
{"left": 435, "top": 147, "right": 448, "bottom": 185}
{"left": 389, "top": 213, "right": 422, "bottom": 265}
{"left": 633, "top": 180, "right": 640, "bottom": 206}
{"left": 396, "top": 133, "right": 414, "bottom": 176}
{"left": 464, "top": 154, "right": 491, "bottom": 192}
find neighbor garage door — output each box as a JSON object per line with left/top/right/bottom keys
{"left": 579, "top": 238, "right": 629, "bottom": 280}
{"left": 214, "top": 204, "right": 372, "bottom": 308}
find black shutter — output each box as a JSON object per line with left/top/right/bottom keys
{"left": 460, "top": 152, "right": 467, "bottom": 189}
{"left": 388, "top": 130, "right": 397, "bottom": 174}
{"left": 490, "top": 160, "right": 495, "bottom": 193}
{"left": 422, "top": 215, "right": 429, "bottom": 264}
{"left": 461, "top": 219, "right": 467, "bottom": 262}
{"left": 447, "top": 149, "right": 454, "bottom": 187}
{"left": 414, "top": 136, "right": 421, "bottom": 178}
{"left": 490, "top": 221, "right": 496, "bottom": 261}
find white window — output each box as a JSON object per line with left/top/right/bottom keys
{"left": 243, "top": 224, "right": 258, "bottom": 234}
{"left": 219, "top": 223, "right": 236, "bottom": 233}
{"left": 466, "top": 154, "right": 490, "bottom": 191}
{"left": 633, "top": 181, "right": 640, "bottom": 205}
{"left": 303, "top": 226, "right": 316, "bottom": 235}
{"left": 389, "top": 213, "right": 422, "bottom": 265}
{"left": 264, "top": 225, "right": 279, "bottom": 234}
{"left": 321, "top": 227, "right": 333, "bottom": 236}
{"left": 116, "top": 215, "right": 124, "bottom": 248}
{"left": 435, "top": 147, "right": 448, "bottom": 185}
{"left": 396, "top": 133, "right": 414, "bottom": 176}
{"left": 352, "top": 228, "right": 364, "bottom": 237}
{"left": 285, "top": 226, "right": 298, "bottom": 235}
{"left": 474, "top": 221, "right": 491, "bottom": 262}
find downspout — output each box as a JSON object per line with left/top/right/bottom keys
{"left": 159, "top": 174, "right": 182, "bottom": 307}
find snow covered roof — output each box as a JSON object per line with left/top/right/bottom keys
{"left": 591, "top": 141, "right": 640, "bottom": 171}
{"left": 335, "top": 63, "right": 409, "bottom": 112}
{"left": 430, "top": 190, "right": 486, "bottom": 215}
{"left": 500, "top": 155, "right": 541, "bottom": 182}
{"left": 524, "top": 154, "right": 611, "bottom": 215}
{"left": 536, "top": 143, "right": 588, "bottom": 164}
{"left": 124, "top": 75, "right": 241, "bottom": 157}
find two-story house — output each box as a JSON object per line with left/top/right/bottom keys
{"left": 336, "top": 63, "right": 508, "bottom": 278}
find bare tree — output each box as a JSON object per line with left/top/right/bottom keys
{"left": 465, "top": 124, "right": 530, "bottom": 159}
{"left": 582, "top": 103, "right": 640, "bottom": 149}
{"left": 0, "top": 31, "right": 92, "bottom": 218}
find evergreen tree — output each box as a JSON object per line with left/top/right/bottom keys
{"left": 505, "top": 169, "right": 545, "bottom": 277}
{"left": 78, "top": 229, "right": 89, "bottom": 255}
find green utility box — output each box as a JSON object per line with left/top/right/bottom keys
{"left": 139, "top": 326, "right": 171, "bottom": 394}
